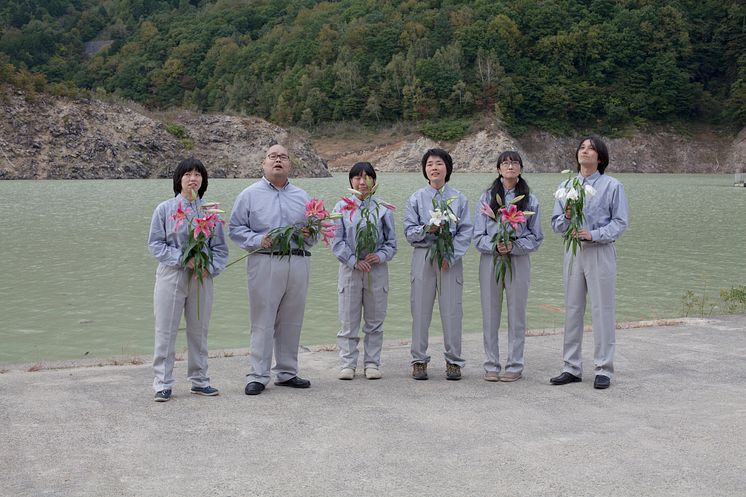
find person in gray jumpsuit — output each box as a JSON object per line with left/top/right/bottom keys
{"left": 403, "top": 148, "right": 473, "bottom": 381}
{"left": 332, "top": 162, "right": 397, "bottom": 380}
{"left": 473, "top": 151, "right": 543, "bottom": 383}
{"left": 229, "top": 144, "right": 317, "bottom": 396}
{"left": 550, "top": 136, "right": 629, "bottom": 390}
{"left": 148, "top": 158, "right": 228, "bottom": 402}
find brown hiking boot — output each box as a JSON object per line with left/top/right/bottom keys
{"left": 446, "top": 363, "right": 461, "bottom": 381}
{"left": 412, "top": 362, "right": 428, "bottom": 380}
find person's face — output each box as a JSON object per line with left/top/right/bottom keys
{"left": 577, "top": 139, "right": 600, "bottom": 170}
{"left": 499, "top": 158, "right": 522, "bottom": 181}
{"left": 350, "top": 173, "right": 373, "bottom": 198}
{"left": 262, "top": 145, "right": 291, "bottom": 186}
{"left": 425, "top": 156, "right": 447, "bottom": 187}
{"left": 180, "top": 168, "right": 203, "bottom": 199}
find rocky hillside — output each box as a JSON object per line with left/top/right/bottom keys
{"left": 2, "top": 86, "right": 743, "bottom": 180}
{"left": 315, "top": 120, "right": 742, "bottom": 175}
{"left": 0, "top": 86, "right": 330, "bottom": 180}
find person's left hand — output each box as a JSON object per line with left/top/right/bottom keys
{"left": 497, "top": 241, "right": 513, "bottom": 255}
{"left": 364, "top": 253, "right": 380, "bottom": 265}
{"left": 441, "top": 259, "right": 450, "bottom": 270}
{"left": 301, "top": 227, "right": 311, "bottom": 239}
{"left": 577, "top": 228, "right": 592, "bottom": 241}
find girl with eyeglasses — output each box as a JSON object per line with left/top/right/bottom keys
{"left": 473, "top": 151, "right": 543, "bottom": 383}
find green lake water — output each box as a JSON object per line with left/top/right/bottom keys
{"left": 2, "top": 173, "right": 744, "bottom": 365}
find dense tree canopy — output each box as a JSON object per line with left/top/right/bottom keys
{"left": 1, "top": 0, "right": 745, "bottom": 133}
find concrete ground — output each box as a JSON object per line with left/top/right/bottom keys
{"left": 1, "top": 315, "right": 745, "bottom": 497}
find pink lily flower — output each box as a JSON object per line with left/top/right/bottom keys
{"left": 170, "top": 201, "right": 191, "bottom": 232}
{"left": 480, "top": 202, "right": 496, "bottom": 221}
{"left": 340, "top": 197, "right": 357, "bottom": 220}
{"left": 380, "top": 201, "right": 397, "bottom": 211}
{"left": 193, "top": 216, "right": 213, "bottom": 239}
{"left": 500, "top": 204, "right": 527, "bottom": 230}
{"left": 305, "top": 198, "right": 329, "bottom": 220}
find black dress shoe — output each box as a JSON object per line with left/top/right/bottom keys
{"left": 550, "top": 371, "right": 582, "bottom": 385}
{"left": 594, "top": 375, "right": 611, "bottom": 389}
{"left": 275, "top": 376, "right": 311, "bottom": 388}
{"left": 245, "top": 382, "right": 265, "bottom": 395}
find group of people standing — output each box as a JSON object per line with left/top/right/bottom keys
{"left": 147, "top": 137, "right": 628, "bottom": 402}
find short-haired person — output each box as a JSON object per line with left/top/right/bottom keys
{"left": 148, "top": 158, "right": 228, "bottom": 402}
{"left": 403, "top": 148, "right": 473, "bottom": 380}
{"left": 229, "top": 144, "right": 316, "bottom": 396}
{"left": 332, "top": 162, "right": 397, "bottom": 380}
{"left": 473, "top": 151, "right": 543, "bottom": 382}
{"left": 550, "top": 136, "right": 628, "bottom": 389}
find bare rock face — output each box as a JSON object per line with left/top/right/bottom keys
{"left": 725, "top": 127, "right": 746, "bottom": 173}
{"left": 451, "top": 129, "right": 525, "bottom": 172}
{"left": 0, "top": 87, "right": 330, "bottom": 180}
{"left": 521, "top": 128, "right": 734, "bottom": 173}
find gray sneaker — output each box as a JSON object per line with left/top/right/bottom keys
{"left": 154, "top": 389, "right": 172, "bottom": 402}
{"left": 412, "top": 362, "right": 428, "bottom": 380}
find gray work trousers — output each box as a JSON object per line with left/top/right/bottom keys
{"left": 336, "top": 262, "right": 388, "bottom": 369}
{"left": 152, "top": 264, "right": 212, "bottom": 392}
{"left": 410, "top": 248, "right": 465, "bottom": 367}
{"left": 479, "top": 253, "right": 531, "bottom": 374}
{"left": 245, "top": 254, "right": 309, "bottom": 385}
{"left": 562, "top": 243, "right": 617, "bottom": 378}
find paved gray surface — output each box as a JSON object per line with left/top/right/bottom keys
{"left": 1, "top": 316, "right": 745, "bottom": 497}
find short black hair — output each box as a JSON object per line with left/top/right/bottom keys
{"left": 348, "top": 161, "right": 377, "bottom": 187}
{"left": 173, "top": 157, "right": 208, "bottom": 198}
{"left": 576, "top": 136, "right": 609, "bottom": 174}
{"left": 421, "top": 148, "right": 453, "bottom": 183}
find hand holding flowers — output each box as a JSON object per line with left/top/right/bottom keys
{"left": 264, "top": 198, "right": 340, "bottom": 258}
{"left": 554, "top": 170, "right": 596, "bottom": 256}
{"left": 480, "top": 194, "right": 534, "bottom": 284}
{"left": 170, "top": 193, "right": 225, "bottom": 318}
{"left": 426, "top": 195, "right": 459, "bottom": 270}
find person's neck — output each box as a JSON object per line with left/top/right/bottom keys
{"left": 502, "top": 177, "right": 518, "bottom": 190}
{"left": 580, "top": 165, "right": 598, "bottom": 178}
{"left": 266, "top": 176, "right": 288, "bottom": 189}
{"left": 430, "top": 180, "right": 445, "bottom": 191}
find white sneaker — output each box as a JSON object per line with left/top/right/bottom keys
{"left": 364, "top": 367, "right": 382, "bottom": 380}
{"left": 338, "top": 368, "right": 355, "bottom": 380}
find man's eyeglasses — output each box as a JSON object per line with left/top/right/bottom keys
{"left": 267, "top": 154, "right": 290, "bottom": 162}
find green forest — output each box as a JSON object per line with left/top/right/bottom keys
{"left": 1, "top": 0, "right": 745, "bottom": 135}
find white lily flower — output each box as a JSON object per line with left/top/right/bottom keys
{"left": 584, "top": 184, "right": 596, "bottom": 197}
{"left": 428, "top": 209, "right": 445, "bottom": 226}
{"left": 447, "top": 210, "right": 458, "bottom": 223}
{"left": 554, "top": 188, "right": 568, "bottom": 201}
{"left": 566, "top": 187, "right": 579, "bottom": 201}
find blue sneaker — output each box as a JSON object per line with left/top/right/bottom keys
{"left": 154, "top": 389, "right": 172, "bottom": 402}
{"left": 190, "top": 385, "right": 219, "bottom": 396}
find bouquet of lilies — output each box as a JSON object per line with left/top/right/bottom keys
{"left": 171, "top": 192, "right": 225, "bottom": 318}
{"left": 554, "top": 169, "right": 596, "bottom": 256}
{"left": 426, "top": 195, "right": 459, "bottom": 269}
{"left": 265, "top": 198, "right": 340, "bottom": 258}
{"left": 338, "top": 175, "right": 396, "bottom": 286}
{"left": 339, "top": 175, "right": 396, "bottom": 261}
{"left": 480, "top": 194, "right": 534, "bottom": 284}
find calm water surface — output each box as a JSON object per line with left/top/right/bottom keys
{"left": 2, "top": 173, "right": 744, "bottom": 364}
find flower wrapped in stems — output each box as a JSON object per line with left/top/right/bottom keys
{"left": 480, "top": 194, "right": 534, "bottom": 284}
{"left": 554, "top": 169, "right": 596, "bottom": 256}
{"left": 425, "top": 195, "right": 459, "bottom": 294}
{"left": 338, "top": 174, "right": 396, "bottom": 286}
{"left": 226, "top": 198, "right": 339, "bottom": 270}
{"left": 171, "top": 193, "right": 225, "bottom": 319}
